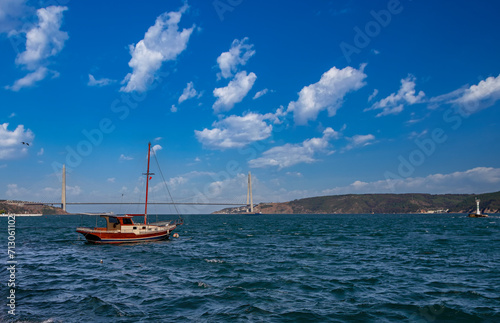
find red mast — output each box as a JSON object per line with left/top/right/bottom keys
{"left": 144, "top": 142, "right": 152, "bottom": 225}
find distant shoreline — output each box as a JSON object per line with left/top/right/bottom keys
{"left": 213, "top": 191, "right": 500, "bottom": 215}
{"left": 3, "top": 191, "right": 499, "bottom": 216}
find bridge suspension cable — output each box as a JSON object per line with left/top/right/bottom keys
{"left": 33, "top": 165, "right": 254, "bottom": 209}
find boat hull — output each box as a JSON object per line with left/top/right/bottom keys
{"left": 468, "top": 213, "right": 488, "bottom": 218}
{"left": 76, "top": 227, "right": 175, "bottom": 244}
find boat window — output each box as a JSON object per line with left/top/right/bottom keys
{"left": 133, "top": 227, "right": 137, "bottom": 230}
{"left": 109, "top": 217, "right": 119, "bottom": 223}
{"left": 122, "top": 218, "right": 133, "bottom": 225}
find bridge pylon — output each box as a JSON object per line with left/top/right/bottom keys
{"left": 247, "top": 171, "right": 253, "bottom": 213}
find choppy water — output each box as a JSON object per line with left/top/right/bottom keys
{"left": 1, "top": 213, "right": 500, "bottom": 322}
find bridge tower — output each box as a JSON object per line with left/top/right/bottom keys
{"left": 247, "top": 171, "right": 253, "bottom": 213}
{"left": 61, "top": 164, "right": 66, "bottom": 211}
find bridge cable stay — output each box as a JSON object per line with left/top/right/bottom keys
{"left": 27, "top": 162, "right": 250, "bottom": 208}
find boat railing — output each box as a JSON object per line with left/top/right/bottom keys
{"left": 148, "top": 221, "right": 175, "bottom": 227}
{"left": 76, "top": 227, "right": 119, "bottom": 233}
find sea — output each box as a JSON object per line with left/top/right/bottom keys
{"left": 1, "top": 213, "right": 499, "bottom": 322}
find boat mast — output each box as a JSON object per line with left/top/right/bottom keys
{"left": 144, "top": 142, "right": 153, "bottom": 225}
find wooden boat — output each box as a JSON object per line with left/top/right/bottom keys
{"left": 76, "top": 143, "right": 181, "bottom": 244}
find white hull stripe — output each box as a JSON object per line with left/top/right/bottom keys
{"left": 88, "top": 232, "right": 170, "bottom": 243}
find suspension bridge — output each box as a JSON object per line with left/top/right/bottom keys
{"left": 21, "top": 165, "right": 255, "bottom": 212}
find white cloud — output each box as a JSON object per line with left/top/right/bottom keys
{"left": 166, "top": 175, "right": 188, "bottom": 189}
{"left": 17, "top": 25, "right": 65, "bottom": 68}
{"left": 6, "top": 183, "right": 29, "bottom": 198}
{"left": 253, "top": 88, "right": 269, "bottom": 99}
{"left": 6, "top": 183, "right": 82, "bottom": 200}
{"left": 366, "top": 75, "right": 425, "bottom": 117}
{"left": 119, "top": 154, "right": 133, "bottom": 161}
{"left": 427, "top": 87, "right": 466, "bottom": 108}
{"left": 323, "top": 167, "right": 500, "bottom": 195}
{"left": 249, "top": 127, "right": 340, "bottom": 169}
{"left": 6, "top": 66, "right": 52, "bottom": 91}
{"left": 213, "top": 71, "right": 256, "bottom": 113}
{"left": 216, "top": 37, "right": 255, "bottom": 79}
{"left": 195, "top": 112, "right": 278, "bottom": 149}
{"left": 427, "top": 74, "right": 500, "bottom": 115}
{"left": 107, "top": 178, "right": 115, "bottom": 183}
{"left": 344, "top": 134, "right": 375, "bottom": 151}
{"left": 145, "top": 170, "right": 216, "bottom": 197}
{"left": 0, "top": 123, "right": 34, "bottom": 159}
{"left": 171, "top": 104, "right": 177, "bottom": 113}
{"left": 154, "top": 137, "right": 162, "bottom": 141}
{"left": 7, "top": 6, "right": 68, "bottom": 90}
{"left": 452, "top": 74, "right": 500, "bottom": 114}
{"left": 37, "top": 147, "right": 44, "bottom": 156}
{"left": 8, "top": 113, "right": 16, "bottom": 118}
{"left": 152, "top": 144, "right": 162, "bottom": 153}
{"left": 67, "top": 185, "right": 82, "bottom": 196}
{"left": 204, "top": 173, "right": 248, "bottom": 201}
{"left": 120, "top": 4, "right": 194, "bottom": 92}
{"left": 40, "top": 185, "right": 81, "bottom": 198}
{"left": 368, "top": 89, "right": 378, "bottom": 102}
{"left": 408, "top": 129, "right": 428, "bottom": 140}
{"left": 287, "top": 65, "right": 367, "bottom": 125}
{"left": 178, "top": 81, "right": 198, "bottom": 103}
{"left": 88, "top": 74, "right": 115, "bottom": 87}
{"left": 406, "top": 112, "right": 427, "bottom": 124}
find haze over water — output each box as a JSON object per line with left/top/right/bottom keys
{"left": 1, "top": 213, "right": 499, "bottom": 322}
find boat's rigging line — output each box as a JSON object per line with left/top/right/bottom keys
{"left": 152, "top": 148, "right": 181, "bottom": 218}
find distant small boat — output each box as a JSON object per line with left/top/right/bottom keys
{"left": 76, "top": 142, "right": 182, "bottom": 244}
{"left": 469, "top": 198, "right": 488, "bottom": 218}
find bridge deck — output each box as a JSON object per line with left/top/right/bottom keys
{"left": 26, "top": 202, "right": 246, "bottom": 206}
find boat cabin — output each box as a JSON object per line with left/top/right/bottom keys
{"left": 101, "top": 215, "right": 136, "bottom": 231}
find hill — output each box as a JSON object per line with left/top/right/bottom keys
{"left": 0, "top": 200, "right": 69, "bottom": 215}
{"left": 214, "top": 191, "right": 500, "bottom": 214}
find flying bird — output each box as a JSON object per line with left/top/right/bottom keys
{"left": 21, "top": 142, "right": 30, "bottom": 146}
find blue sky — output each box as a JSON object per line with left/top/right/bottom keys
{"left": 1, "top": 0, "right": 500, "bottom": 213}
